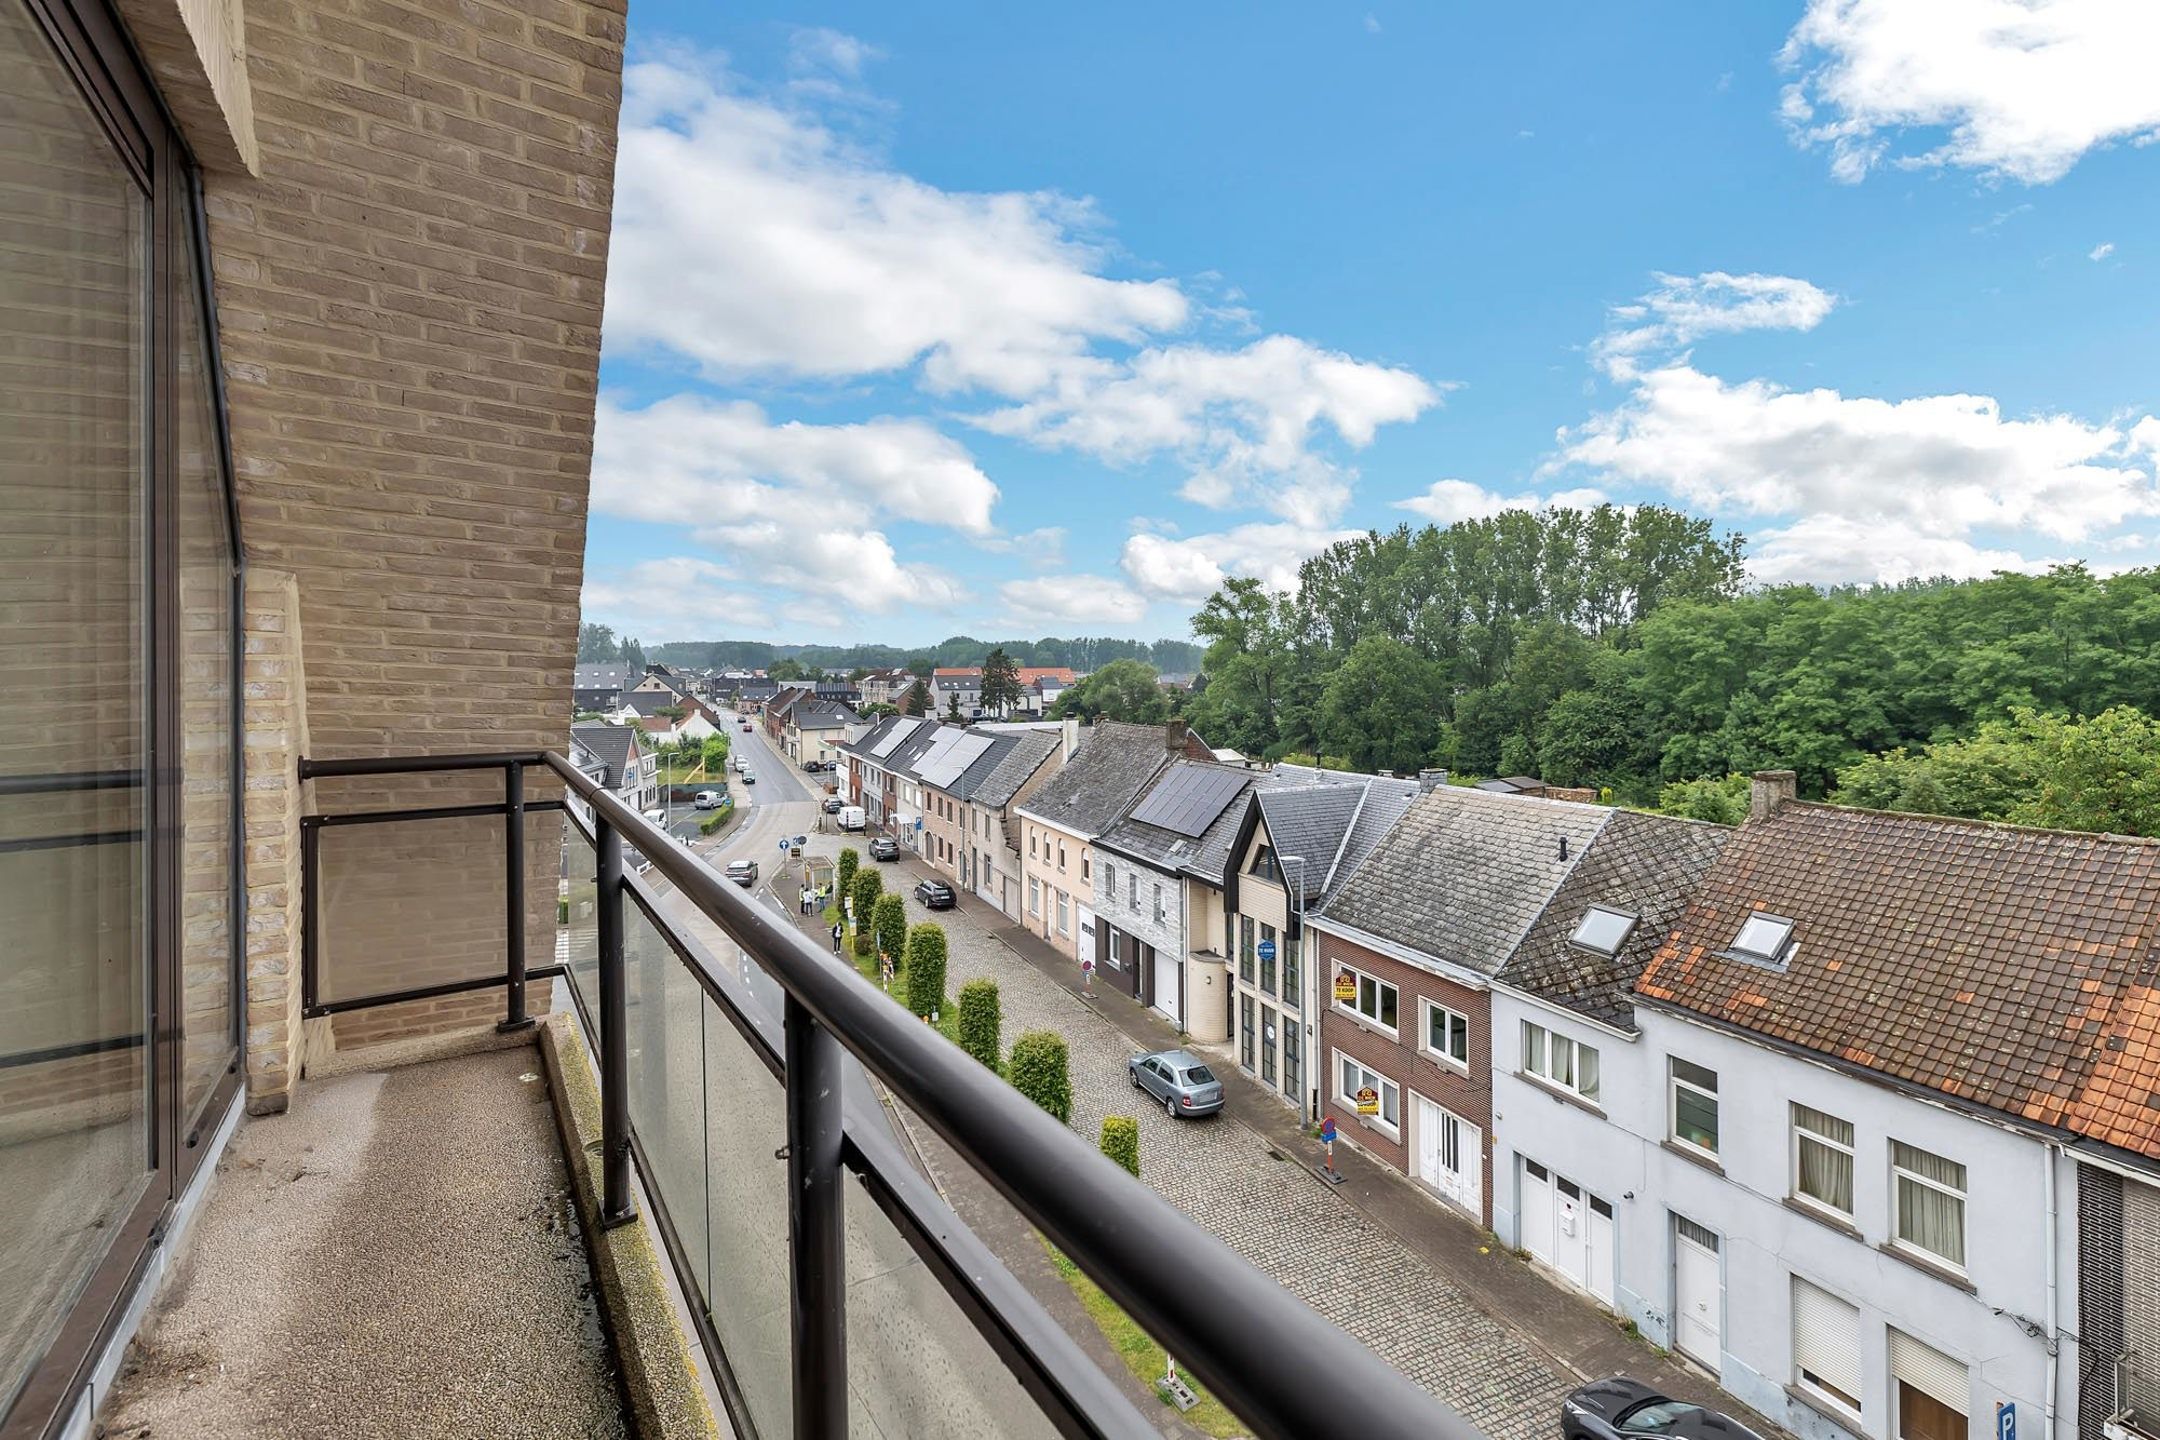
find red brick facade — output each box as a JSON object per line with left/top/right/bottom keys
{"left": 1316, "top": 927, "right": 1495, "bottom": 1226}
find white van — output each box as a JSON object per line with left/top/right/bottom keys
{"left": 838, "top": 806, "right": 866, "bottom": 832}
{"left": 693, "top": 790, "right": 722, "bottom": 810}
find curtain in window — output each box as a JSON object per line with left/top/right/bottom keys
{"left": 1893, "top": 1142, "right": 1967, "bottom": 1266}
{"left": 1796, "top": 1106, "right": 1854, "bottom": 1211}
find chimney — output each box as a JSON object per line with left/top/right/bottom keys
{"left": 1060, "top": 716, "right": 1080, "bottom": 760}
{"left": 1418, "top": 768, "right": 1449, "bottom": 792}
{"left": 1750, "top": 769, "right": 1797, "bottom": 822}
{"left": 1165, "top": 719, "right": 1189, "bottom": 755}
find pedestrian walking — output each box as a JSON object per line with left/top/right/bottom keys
{"left": 799, "top": 884, "right": 811, "bottom": 915}
{"left": 830, "top": 921, "right": 843, "bottom": 955}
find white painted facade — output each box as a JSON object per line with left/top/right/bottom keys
{"left": 1489, "top": 987, "right": 2075, "bottom": 1440}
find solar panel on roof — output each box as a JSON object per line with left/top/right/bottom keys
{"left": 919, "top": 732, "right": 994, "bottom": 789}
{"left": 908, "top": 727, "right": 962, "bottom": 778}
{"left": 1128, "top": 765, "right": 1248, "bottom": 838}
{"left": 870, "top": 717, "right": 922, "bottom": 758}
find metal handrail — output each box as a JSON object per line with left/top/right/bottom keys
{"left": 544, "top": 749, "right": 1479, "bottom": 1440}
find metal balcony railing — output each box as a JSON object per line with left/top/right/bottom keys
{"left": 300, "top": 749, "right": 1486, "bottom": 1440}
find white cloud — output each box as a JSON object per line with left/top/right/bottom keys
{"left": 2091, "top": 241, "right": 2117, "bottom": 261}
{"left": 581, "top": 557, "right": 770, "bottom": 638}
{"left": 1120, "top": 521, "right": 1363, "bottom": 603}
{"left": 1593, "top": 271, "right": 1838, "bottom": 378}
{"left": 1393, "top": 479, "right": 1609, "bottom": 524}
{"left": 974, "top": 334, "right": 1442, "bottom": 526}
{"left": 998, "top": 574, "right": 1151, "bottom": 626}
{"left": 593, "top": 395, "right": 999, "bottom": 536}
{"left": 1554, "top": 362, "right": 2160, "bottom": 579}
{"left": 694, "top": 520, "right": 967, "bottom": 616}
{"left": 1779, "top": 0, "right": 2160, "bottom": 184}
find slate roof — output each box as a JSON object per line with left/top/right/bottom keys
{"left": 573, "top": 664, "right": 636, "bottom": 694}
{"left": 973, "top": 729, "right": 1061, "bottom": 809}
{"left": 1250, "top": 785, "right": 1364, "bottom": 900}
{"left": 1095, "top": 761, "right": 1261, "bottom": 875}
{"left": 1317, "top": 786, "right": 1611, "bottom": 975}
{"left": 791, "top": 700, "right": 860, "bottom": 729}
{"left": 1498, "top": 810, "right": 1733, "bottom": 1031}
{"left": 569, "top": 722, "right": 636, "bottom": 788}
{"left": 1017, "top": 721, "right": 1180, "bottom": 837}
{"left": 886, "top": 720, "right": 952, "bottom": 781}
{"left": 945, "top": 731, "right": 1021, "bottom": 802}
{"left": 1636, "top": 802, "right": 2160, "bottom": 1159}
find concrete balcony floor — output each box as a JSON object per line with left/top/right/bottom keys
{"left": 104, "top": 1046, "right": 627, "bottom": 1439}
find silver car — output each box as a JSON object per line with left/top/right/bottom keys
{"left": 1128, "top": 1049, "right": 1224, "bottom": 1119}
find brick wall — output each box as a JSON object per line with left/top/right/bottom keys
{"left": 196, "top": 0, "right": 626, "bottom": 1054}
{"left": 1316, "top": 929, "right": 1495, "bottom": 1225}
{"left": 241, "top": 569, "right": 309, "bottom": 1112}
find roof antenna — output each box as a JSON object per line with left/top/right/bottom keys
{"left": 1558, "top": 836, "right": 1569, "bottom": 861}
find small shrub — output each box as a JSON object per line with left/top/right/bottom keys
{"left": 904, "top": 923, "right": 949, "bottom": 1019}
{"left": 849, "top": 868, "right": 882, "bottom": 937}
{"left": 1099, "top": 1115, "right": 1139, "bottom": 1177}
{"left": 1008, "top": 1031, "right": 1072, "bottom": 1124}
{"left": 956, "top": 979, "right": 1001, "bottom": 1071}
{"left": 873, "top": 893, "right": 908, "bottom": 968}
{"left": 854, "top": 930, "right": 874, "bottom": 958}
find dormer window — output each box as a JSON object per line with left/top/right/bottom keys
{"left": 1568, "top": 905, "right": 1637, "bottom": 956}
{"left": 1728, "top": 912, "right": 1796, "bottom": 967}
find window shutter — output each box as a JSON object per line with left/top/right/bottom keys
{"left": 1791, "top": 1278, "right": 1861, "bottom": 1401}
{"left": 1890, "top": 1329, "right": 1968, "bottom": 1415}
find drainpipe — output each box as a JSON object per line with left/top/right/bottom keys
{"left": 2045, "top": 1141, "right": 2061, "bottom": 1440}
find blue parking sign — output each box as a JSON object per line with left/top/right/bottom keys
{"left": 1997, "top": 1404, "right": 2015, "bottom": 1440}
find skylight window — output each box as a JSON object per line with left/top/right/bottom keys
{"left": 1729, "top": 912, "right": 1796, "bottom": 965}
{"left": 1568, "top": 906, "right": 1638, "bottom": 955}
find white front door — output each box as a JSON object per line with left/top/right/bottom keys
{"left": 1672, "top": 1216, "right": 1722, "bottom": 1373}
{"left": 1152, "top": 949, "right": 1182, "bottom": 1026}
{"left": 1077, "top": 905, "right": 1096, "bottom": 962}
{"left": 1414, "top": 1095, "right": 1481, "bottom": 1216}
{"left": 1523, "top": 1162, "right": 1615, "bottom": 1308}
{"left": 1587, "top": 1199, "right": 1615, "bottom": 1307}
{"left": 1521, "top": 1160, "right": 1553, "bottom": 1263}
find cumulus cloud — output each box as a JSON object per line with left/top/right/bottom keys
{"left": 1779, "top": 0, "right": 2160, "bottom": 184}
{"left": 1120, "top": 521, "right": 1363, "bottom": 602}
{"left": 2091, "top": 241, "right": 2117, "bottom": 261}
{"left": 1593, "top": 271, "right": 1838, "bottom": 379}
{"left": 581, "top": 557, "right": 770, "bottom": 638}
{"left": 998, "top": 574, "right": 1151, "bottom": 626}
{"left": 1553, "top": 362, "right": 2160, "bottom": 581}
{"left": 694, "top": 520, "right": 968, "bottom": 616}
{"left": 1393, "top": 479, "right": 1610, "bottom": 524}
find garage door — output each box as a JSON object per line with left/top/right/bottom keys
{"left": 1415, "top": 1094, "right": 1481, "bottom": 1216}
{"left": 1153, "top": 949, "right": 1182, "bottom": 1026}
{"left": 1520, "top": 1159, "right": 1615, "bottom": 1309}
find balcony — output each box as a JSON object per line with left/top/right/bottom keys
{"left": 2108, "top": 1354, "right": 2160, "bottom": 1440}
{"left": 101, "top": 750, "right": 1483, "bottom": 1440}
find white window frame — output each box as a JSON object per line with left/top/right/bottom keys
{"left": 1057, "top": 841, "right": 1067, "bottom": 873}
{"left": 1333, "top": 963, "right": 1399, "bottom": 1036}
{"left": 1668, "top": 1057, "right": 1720, "bottom": 1159}
{"left": 1027, "top": 877, "right": 1040, "bottom": 916}
{"left": 1890, "top": 1140, "right": 1967, "bottom": 1272}
{"left": 1520, "top": 1020, "right": 1600, "bottom": 1104}
{"left": 1790, "top": 1275, "right": 1863, "bottom": 1419}
{"left": 1791, "top": 1104, "right": 1856, "bottom": 1219}
{"left": 1419, "top": 998, "right": 1471, "bottom": 1073}
{"left": 1056, "top": 890, "right": 1070, "bottom": 935}
{"left": 1152, "top": 882, "right": 1165, "bottom": 924}
{"left": 1336, "top": 1054, "right": 1401, "bottom": 1137}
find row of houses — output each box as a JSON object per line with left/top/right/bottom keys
{"left": 845, "top": 715, "right": 2160, "bottom": 1440}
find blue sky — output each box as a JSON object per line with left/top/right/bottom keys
{"left": 581, "top": 2, "right": 2160, "bottom": 647}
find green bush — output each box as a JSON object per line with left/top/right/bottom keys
{"left": 835, "top": 847, "right": 860, "bottom": 910}
{"left": 849, "top": 868, "right": 882, "bottom": 937}
{"left": 1008, "top": 1031, "right": 1072, "bottom": 1124}
{"left": 873, "top": 893, "right": 908, "bottom": 965}
{"left": 956, "top": 979, "right": 1001, "bottom": 1071}
{"left": 904, "top": 923, "right": 949, "bottom": 1019}
{"left": 854, "top": 930, "right": 874, "bottom": 958}
{"left": 698, "top": 805, "right": 735, "bottom": 836}
{"left": 1099, "top": 1115, "right": 1139, "bottom": 1177}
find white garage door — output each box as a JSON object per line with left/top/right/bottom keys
{"left": 1152, "top": 949, "right": 1181, "bottom": 1026}
{"left": 1414, "top": 1094, "right": 1480, "bottom": 1216}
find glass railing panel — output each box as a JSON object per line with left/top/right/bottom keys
{"left": 558, "top": 816, "right": 599, "bottom": 1021}
{"left": 623, "top": 899, "right": 710, "bottom": 1294}
{"left": 701, "top": 990, "right": 792, "bottom": 1437}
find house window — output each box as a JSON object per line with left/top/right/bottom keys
{"left": 1056, "top": 890, "right": 1070, "bottom": 936}
{"left": 1240, "top": 996, "right": 1255, "bottom": 1068}
{"left": 1082, "top": 853, "right": 1090, "bottom": 880}
{"left": 1282, "top": 932, "right": 1301, "bottom": 1009}
{"left": 1128, "top": 872, "right": 1138, "bottom": 910}
{"left": 1421, "top": 1000, "right": 1470, "bottom": 1070}
{"left": 1791, "top": 1277, "right": 1862, "bottom": 1415}
{"left": 1337, "top": 1055, "right": 1400, "bottom": 1133}
{"left": 1792, "top": 1104, "right": 1856, "bottom": 1216}
{"left": 1282, "top": 1021, "right": 1301, "bottom": 1099}
{"left": 1108, "top": 930, "right": 1122, "bottom": 969}
{"left": 1568, "top": 905, "right": 1637, "bottom": 955}
{"left": 1891, "top": 1141, "right": 1966, "bottom": 1270}
{"left": 1239, "top": 915, "right": 1255, "bottom": 982}
{"left": 1057, "top": 841, "right": 1066, "bottom": 872}
{"left": 1891, "top": 1330, "right": 1968, "bottom": 1440}
{"left": 1258, "top": 922, "right": 1277, "bottom": 994}
{"left": 1337, "top": 966, "right": 1399, "bottom": 1033}
{"left": 1103, "top": 861, "right": 1115, "bottom": 895}
{"left": 1668, "top": 1058, "right": 1719, "bottom": 1157}
{"left": 1152, "top": 883, "right": 1165, "bottom": 924}
{"left": 1029, "top": 832, "right": 1037, "bottom": 858}
{"left": 1249, "top": 845, "right": 1280, "bottom": 884}
{"left": 1728, "top": 911, "right": 1796, "bottom": 967}
{"left": 1521, "top": 1021, "right": 1600, "bottom": 1103}
{"left": 1027, "top": 878, "right": 1040, "bottom": 916}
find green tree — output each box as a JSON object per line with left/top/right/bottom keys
{"left": 873, "top": 893, "right": 908, "bottom": 968}
{"left": 1050, "top": 658, "right": 1170, "bottom": 724}
{"left": 699, "top": 733, "right": 731, "bottom": 773}
{"left": 979, "top": 647, "right": 1023, "bottom": 717}
{"left": 578, "top": 622, "right": 620, "bottom": 662}
{"left": 835, "top": 847, "right": 859, "bottom": 910}
{"left": 1007, "top": 1031, "right": 1072, "bottom": 1123}
{"left": 849, "top": 869, "right": 883, "bottom": 955}
{"left": 956, "top": 979, "right": 1001, "bottom": 1071}
{"left": 1099, "top": 1115, "right": 1139, "bottom": 1177}
{"left": 1655, "top": 773, "right": 1751, "bottom": 825}
{"left": 768, "top": 657, "right": 810, "bottom": 681}
{"left": 945, "top": 688, "right": 964, "bottom": 721}
{"left": 1316, "top": 634, "right": 1444, "bottom": 774}
{"left": 903, "top": 923, "right": 949, "bottom": 1019}
{"left": 1831, "top": 706, "right": 2160, "bottom": 836}
{"left": 902, "top": 679, "right": 931, "bottom": 716}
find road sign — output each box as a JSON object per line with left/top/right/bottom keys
{"left": 1355, "top": 1085, "right": 1379, "bottom": 1116}
{"left": 1333, "top": 970, "right": 1357, "bottom": 1003}
{"left": 778, "top": 838, "right": 789, "bottom": 851}
{"left": 1257, "top": 938, "right": 1276, "bottom": 963}
{"left": 1320, "top": 1116, "right": 1336, "bottom": 1143}
{"left": 1998, "top": 1404, "right": 2016, "bottom": 1440}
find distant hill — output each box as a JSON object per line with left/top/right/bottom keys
{"left": 633, "top": 634, "right": 1204, "bottom": 674}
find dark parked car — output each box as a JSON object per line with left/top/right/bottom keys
{"left": 868, "top": 837, "right": 900, "bottom": 861}
{"left": 1127, "top": 1049, "right": 1223, "bottom": 1118}
{"left": 913, "top": 879, "right": 955, "bottom": 910}
{"left": 1562, "top": 1380, "right": 1764, "bottom": 1440}
{"left": 723, "top": 859, "right": 758, "bottom": 889}
{"left": 822, "top": 797, "right": 843, "bottom": 813}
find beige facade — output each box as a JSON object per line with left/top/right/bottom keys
{"left": 1019, "top": 816, "right": 1094, "bottom": 964}
{"left": 1225, "top": 820, "right": 1307, "bottom": 1115}
{"left": 1182, "top": 877, "right": 1232, "bottom": 1044}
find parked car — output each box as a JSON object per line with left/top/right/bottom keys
{"left": 1561, "top": 1380, "right": 1763, "bottom": 1440}
{"left": 1127, "top": 1049, "right": 1223, "bottom": 1119}
{"left": 741, "top": 722, "right": 752, "bottom": 732}
{"left": 913, "top": 879, "right": 955, "bottom": 910}
{"left": 838, "top": 805, "right": 866, "bottom": 831}
{"left": 868, "top": 837, "right": 899, "bottom": 861}
{"left": 822, "top": 797, "right": 843, "bottom": 813}
{"left": 740, "top": 770, "right": 755, "bottom": 785}
{"left": 692, "top": 790, "right": 722, "bottom": 810}
{"left": 723, "top": 859, "right": 758, "bottom": 889}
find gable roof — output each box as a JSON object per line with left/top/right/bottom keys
{"left": 1017, "top": 720, "right": 1180, "bottom": 837}
{"left": 569, "top": 722, "right": 637, "bottom": 787}
{"left": 1637, "top": 802, "right": 2160, "bottom": 1159}
{"left": 791, "top": 699, "right": 861, "bottom": 730}
{"left": 1095, "top": 761, "right": 1262, "bottom": 875}
{"left": 886, "top": 719, "right": 952, "bottom": 780}
{"left": 1498, "top": 810, "right": 1732, "bottom": 1031}
{"left": 972, "top": 729, "right": 1061, "bottom": 809}
{"left": 573, "top": 664, "right": 635, "bottom": 694}
{"left": 1317, "top": 786, "right": 1611, "bottom": 976}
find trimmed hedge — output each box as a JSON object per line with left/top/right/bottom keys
{"left": 956, "top": 979, "right": 1000, "bottom": 1071}
{"left": 1099, "top": 1115, "right": 1139, "bottom": 1178}
{"left": 873, "top": 893, "right": 908, "bottom": 968}
{"left": 1008, "top": 1030, "right": 1072, "bottom": 1124}
{"left": 835, "top": 847, "right": 859, "bottom": 909}
{"left": 903, "top": 923, "right": 948, "bottom": 1020}
{"left": 849, "top": 868, "right": 882, "bottom": 937}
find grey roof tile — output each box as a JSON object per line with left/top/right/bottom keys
{"left": 1016, "top": 721, "right": 1179, "bottom": 836}
{"left": 972, "top": 730, "right": 1060, "bottom": 808}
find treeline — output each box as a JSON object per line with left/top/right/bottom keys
{"left": 1179, "top": 504, "right": 2160, "bottom": 809}
{"left": 638, "top": 633, "right": 1204, "bottom": 675}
